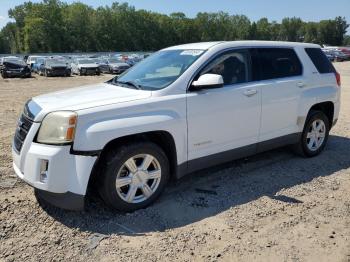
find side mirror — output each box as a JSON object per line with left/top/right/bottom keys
{"left": 191, "top": 74, "right": 224, "bottom": 90}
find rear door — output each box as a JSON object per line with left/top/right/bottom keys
{"left": 253, "top": 48, "right": 304, "bottom": 142}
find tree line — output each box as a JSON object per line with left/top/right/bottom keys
{"left": 0, "top": 0, "right": 349, "bottom": 54}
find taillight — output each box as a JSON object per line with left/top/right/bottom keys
{"left": 335, "top": 71, "right": 341, "bottom": 87}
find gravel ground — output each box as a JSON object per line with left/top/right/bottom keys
{"left": 0, "top": 64, "right": 350, "bottom": 262}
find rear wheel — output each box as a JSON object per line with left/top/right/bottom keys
{"left": 98, "top": 142, "right": 170, "bottom": 212}
{"left": 293, "top": 111, "right": 330, "bottom": 157}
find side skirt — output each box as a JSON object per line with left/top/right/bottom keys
{"left": 176, "top": 133, "right": 301, "bottom": 179}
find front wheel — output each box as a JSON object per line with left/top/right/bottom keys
{"left": 98, "top": 142, "right": 170, "bottom": 212}
{"left": 293, "top": 111, "right": 330, "bottom": 157}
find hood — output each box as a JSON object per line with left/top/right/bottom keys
{"left": 78, "top": 63, "right": 97, "bottom": 68}
{"left": 32, "top": 83, "right": 151, "bottom": 120}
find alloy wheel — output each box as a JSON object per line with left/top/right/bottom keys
{"left": 115, "top": 154, "right": 162, "bottom": 203}
{"left": 306, "top": 119, "right": 326, "bottom": 151}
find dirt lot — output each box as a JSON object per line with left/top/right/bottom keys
{"left": 0, "top": 65, "right": 350, "bottom": 262}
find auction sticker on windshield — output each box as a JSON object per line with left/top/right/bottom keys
{"left": 180, "top": 50, "right": 204, "bottom": 56}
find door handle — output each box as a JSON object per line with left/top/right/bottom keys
{"left": 297, "top": 82, "right": 306, "bottom": 88}
{"left": 243, "top": 89, "right": 257, "bottom": 97}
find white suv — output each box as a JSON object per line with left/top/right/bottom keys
{"left": 12, "top": 41, "right": 341, "bottom": 211}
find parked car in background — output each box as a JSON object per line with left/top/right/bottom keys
{"left": 1, "top": 58, "right": 31, "bottom": 78}
{"left": 125, "top": 54, "right": 143, "bottom": 66}
{"left": 340, "top": 48, "right": 350, "bottom": 57}
{"left": 38, "top": 58, "right": 71, "bottom": 77}
{"left": 26, "top": 56, "right": 45, "bottom": 68}
{"left": 333, "top": 50, "right": 349, "bottom": 62}
{"left": 322, "top": 49, "right": 335, "bottom": 62}
{"left": 323, "top": 48, "right": 350, "bottom": 62}
{"left": 31, "top": 57, "right": 46, "bottom": 74}
{"left": 0, "top": 56, "right": 20, "bottom": 64}
{"left": 97, "top": 58, "right": 130, "bottom": 74}
{"left": 12, "top": 41, "right": 341, "bottom": 212}
{"left": 71, "top": 58, "right": 100, "bottom": 75}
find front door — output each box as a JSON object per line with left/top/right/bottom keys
{"left": 187, "top": 49, "right": 262, "bottom": 166}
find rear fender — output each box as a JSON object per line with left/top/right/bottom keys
{"left": 297, "top": 85, "right": 339, "bottom": 130}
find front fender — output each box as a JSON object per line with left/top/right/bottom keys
{"left": 72, "top": 109, "right": 187, "bottom": 165}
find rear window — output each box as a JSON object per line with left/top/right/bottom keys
{"left": 257, "top": 48, "right": 302, "bottom": 80}
{"left": 305, "top": 48, "right": 336, "bottom": 74}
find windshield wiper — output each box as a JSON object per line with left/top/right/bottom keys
{"left": 115, "top": 80, "right": 141, "bottom": 90}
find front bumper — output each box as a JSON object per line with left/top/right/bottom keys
{"left": 46, "top": 69, "right": 71, "bottom": 76}
{"left": 110, "top": 68, "right": 128, "bottom": 74}
{"left": 4, "top": 70, "right": 31, "bottom": 77}
{"left": 12, "top": 140, "right": 97, "bottom": 210}
{"left": 79, "top": 68, "right": 100, "bottom": 75}
{"left": 34, "top": 188, "right": 85, "bottom": 211}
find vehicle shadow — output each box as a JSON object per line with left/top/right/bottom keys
{"left": 39, "top": 134, "right": 350, "bottom": 236}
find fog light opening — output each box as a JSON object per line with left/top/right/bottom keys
{"left": 40, "top": 159, "right": 49, "bottom": 183}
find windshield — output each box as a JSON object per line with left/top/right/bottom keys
{"left": 78, "top": 59, "right": 95, "bottom": 64}
{"left": 115, "top": 49, "right": 205, "bottom": 90}
{"left": 4, "top": 58, "right": 25, "bottom": 65}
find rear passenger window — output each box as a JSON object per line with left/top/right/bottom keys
{"left": 257, "top": 48, "right": 302, "bottom": 80}
{"left": 305, "top": 48, "right": 336, "bottom": 74}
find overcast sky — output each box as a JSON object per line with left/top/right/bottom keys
{"left": 1, "top": 0, "right": 349, "bottom": 33}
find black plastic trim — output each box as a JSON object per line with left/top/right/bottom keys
{"left": 34, "top": 188, "right": 85, "bottom": 211}
{"left": 69, "top": 147, "right": 101, "bottom": 156}
{"left": 332, "top": 119, "right": 338, "bottom": 127}
{"left": 189, "top": 83, "right": 224, "bottom": 91}
{"left": 176, "top": 133, "right": 301, "bottom": 179}
{"left": 257, "top": 133, "right": 300, "bottom": 153}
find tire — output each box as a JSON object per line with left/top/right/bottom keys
{"left": 98, "top": 142, "right": 170, "bottom": 212}
{"left": 1, "top": 71, "right": 7, "bottom": 79}
{"left": 292, "top": 110, "right": 330, "bottom": 157}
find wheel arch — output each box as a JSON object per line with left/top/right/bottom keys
{"left": 87, "top": 130, "right": 179, "bottom": 190}
{"left": 308, "top": 101, "right": 334, "bottom": 127}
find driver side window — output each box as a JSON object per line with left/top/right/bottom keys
{"left": 201, "top": 49, "right": 251, "bottom": 85}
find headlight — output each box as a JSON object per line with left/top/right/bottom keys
{"left": 37, "top": 111, "right": 77, "bottom": 144}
